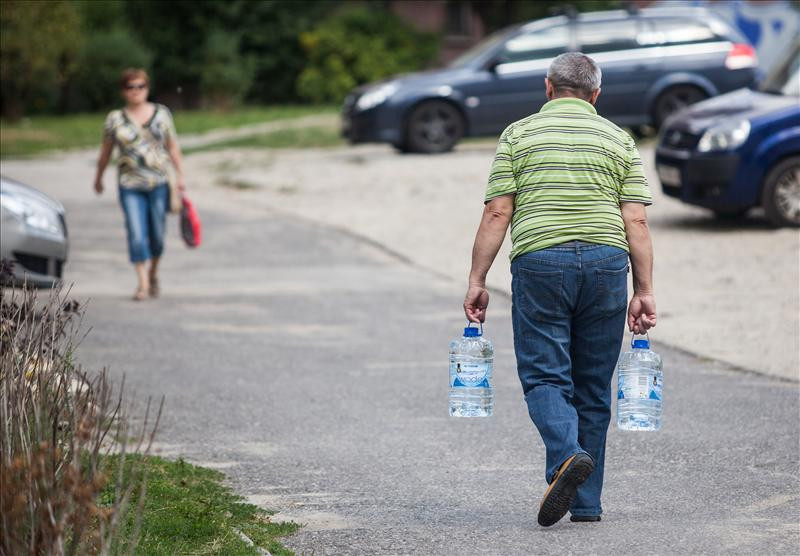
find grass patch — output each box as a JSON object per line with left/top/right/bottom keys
{"left": 1, "top": 105, "right": 336, "bottom": 158}
{"left": 216, "top": 177, "right": 261, "bottom": 190}
{"left": 101, "top": 454, "right": 300, "bottom": 555}
{"left": 184, "top": 125, "right": 344, "bottom": 154}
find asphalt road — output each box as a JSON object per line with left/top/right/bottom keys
{"left": 4, "top": 152, "right": 799, "bottom": 555}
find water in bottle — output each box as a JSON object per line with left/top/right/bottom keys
{"left": 616, "top": 335, "right": 663, "bottom": 431}
{"left": 449, "top": 323, "right": 494, "bottom": 417}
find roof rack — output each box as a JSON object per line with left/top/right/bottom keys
{"left": 549, "top": 2, "right": 640, "bottom": 19}
{"left": 548, "top": 5, "right": 578, "bottom": 19}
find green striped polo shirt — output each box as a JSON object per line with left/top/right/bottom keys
{"left": 485, "top": 97, "right": 652, "bottom": 260}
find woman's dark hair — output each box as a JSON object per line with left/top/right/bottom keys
{"left": 120, "top": 68, "right": 149, "bottom": 89}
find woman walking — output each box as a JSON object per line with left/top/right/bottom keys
{"left": 93, "top": 68, "right": 185, "bottom": 300}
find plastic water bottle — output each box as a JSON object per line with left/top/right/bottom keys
{"left": 449, "top": 322, "right": 494, "bottom": 417}
{"left": 616, "top": 335, "right": 663, "bottom": 431}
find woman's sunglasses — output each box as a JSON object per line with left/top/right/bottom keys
{"left": 124, "top": 83, "right": 148, "bottom": 91}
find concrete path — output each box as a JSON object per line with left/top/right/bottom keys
{"left": 181, "top": 142, "right": 799, "bottom": 380}
{"left": 3, "top": 150, "right": 799, "bottom": 554}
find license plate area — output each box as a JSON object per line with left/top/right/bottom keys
{"left": 657, "top": 164, "right": 681, "bottom": 188}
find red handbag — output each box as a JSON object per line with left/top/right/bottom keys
{"left": 180, "top": 195, "right": 202, "bottom": 248}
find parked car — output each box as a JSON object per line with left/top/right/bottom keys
{"left": 655, "top": 43, "right": 799, "bottom": 227}
{"left": 1, "top": 176, "right": 68, "bottom": 286}
{"left": 342, "top": 6, "right": 758, "bottom": 153}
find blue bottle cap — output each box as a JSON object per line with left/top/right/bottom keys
{"left": 463, "top": 326, "right": 482, "bottom": 337}
{"left": 633, "top": 339, "right": 650, "bottom": 349}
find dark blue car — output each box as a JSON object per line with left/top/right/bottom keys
{"left": 342, "top": 7, "right": 758, "bottom": 153}
{"left": 655, "top": 45, "right": 799, "bottom": 227}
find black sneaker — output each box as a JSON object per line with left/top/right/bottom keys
{"left": 537, "top": 453, "right": 595, "bottom": 527}
{"left": 570, "top": 515, "right": 601, "bottom": 522}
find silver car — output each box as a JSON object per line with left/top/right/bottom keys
{"left": 1, "top": 176, "right": 68, "bottom": 287}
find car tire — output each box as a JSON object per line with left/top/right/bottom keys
{"left": 405, "top": 100, "right": 465, "bottom": 154}
{"left": 761, "top": 156, "right": 800, "bottom": 228}
{"left": 652, "top": 85, "right": 708, "bottom": 129}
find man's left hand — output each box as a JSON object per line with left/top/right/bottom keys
{"left": 464, "top": 285, "right": 489, "bottom": 323}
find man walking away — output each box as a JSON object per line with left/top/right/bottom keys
{"left": 463, "top": 52, "right": 657, "bottom": 527}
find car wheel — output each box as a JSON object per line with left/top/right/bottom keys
{"left": 406, "top": 100, "right": 464, "bottom": 153}
{"left": 652, "top": 86, "right": 708, "bottom": 128}
{"left": 762, "top": 156, "right": 800, "bottom": 227}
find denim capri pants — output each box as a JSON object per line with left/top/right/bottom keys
{"left": 118, "top": 183, "right": 169, "bottom": 263}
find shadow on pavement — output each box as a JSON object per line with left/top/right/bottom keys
{"left": 654, "top": 211, "right": 778, "bottom": 232}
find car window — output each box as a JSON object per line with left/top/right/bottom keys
{"left": 497, "top": 26, "right": 569, "bottom": 64}
{"left": 643, "top": 18, "right": 719, "bottom": 46}
{"left": 448, "top": 26, "right": 517, "bottom": 69}
{"left": 577, "top": 19, "right": 640, "bottom": 53}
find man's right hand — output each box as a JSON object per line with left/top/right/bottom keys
{"left": 628, "top": 293, "right": 657, "bottom": 334}
{"left": 464, "top": 285, "right": 489, "bottom": 323}
{"left": 94, "top": 178, "right": 104, "bottom": 195}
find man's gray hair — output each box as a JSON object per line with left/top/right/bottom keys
{"left": 547, "top": 52, "right": 602, "bottom": 98}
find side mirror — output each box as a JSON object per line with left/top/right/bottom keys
{"left": 485, "top": 58, "right": 501, "bottom": 73}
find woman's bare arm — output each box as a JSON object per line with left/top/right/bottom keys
{"left": 93, "top": 136, "right": 114, "bottom": 194}
{"left": 167, "top": 137, "right": 185, "bottom": 192}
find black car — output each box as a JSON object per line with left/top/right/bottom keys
{"left": 342, "top": 7, "right": 758, "bottom": 153}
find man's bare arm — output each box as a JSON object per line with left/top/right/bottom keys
{"left": 464, "top": 195, "right": 514, "bottom": 322}
{"left": 621, "top": 201, "right": 656, "bottom": 334}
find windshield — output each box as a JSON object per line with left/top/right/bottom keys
{"left": 783, "top": 70, "right": 799, "bottom": 96}
{"left": 761, "top": 45, "right": 799, "bottom": 95}
{"left": 448, "top": 26, "right": 518, "bottom": 69}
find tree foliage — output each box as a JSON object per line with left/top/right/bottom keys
{"left": 70, "top": 29, "right": 153, "bottom": 112}
{"left": 296, "top": 6, "right": 440, "bottom": 104}
{"left": 0, "top": 0, "right": 83, "bottom": 118}
{"left": 199, "top": 29, "right": 255, "bottom": 109}
{"left": 0, "top": 0, "right": 629, "bottom": 116}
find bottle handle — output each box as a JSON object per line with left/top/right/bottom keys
{"left": 630, "top": 331, "right": 650, "bottom": 348}
{"left": 466, "top": 320, "right": 483, "bottom": 335}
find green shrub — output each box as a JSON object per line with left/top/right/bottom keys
{"left": 0, "top": 0, "right": 83, "bottom": 118}
{"left": 70, "top": 29, "right": 153, "bottom": 112}
{"left": 199, "top": 29, "right": 255, "bottom": 109}
{"left": 297, "top": 6, "right": 439, "bottom": 104}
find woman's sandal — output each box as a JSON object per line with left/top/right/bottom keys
{"left": 149, "top": 278, "right": 160, "bottom": 298}
{"left": 132, "top": 288, "right": 148, "bottom": 301}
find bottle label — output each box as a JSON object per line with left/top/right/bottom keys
{"left": 451, "top": 361, "right": 490, "bottom": 388}
{"left": 618, "top": 373, "right": 661, "bottom": 400}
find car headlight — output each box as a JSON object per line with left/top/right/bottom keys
{"left": 1, "top": 192, "right": 62, "bottom": 236}
{"left": 697, "top": 119, "right": 751, "bottom": 152}
{"left": 355, "top": 83, "right": 398, "bottom": 111}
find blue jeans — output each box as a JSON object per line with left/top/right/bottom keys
{"left": 511, "top": 241, "right": 628, "bottom": 517}
{"left": 118, "top": 184, "right": 169, "bottom": 263}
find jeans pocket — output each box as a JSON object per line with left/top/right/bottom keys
{"left": 595, "top": 266, "right": 628, "bottom": 316}
{"left": 517, "top": 268, "right": 565, "bottom": 320}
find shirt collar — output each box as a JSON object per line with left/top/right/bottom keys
{"left": 540, "top": 97, "right": 597, "bottom": 115}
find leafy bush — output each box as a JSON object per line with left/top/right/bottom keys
{"left": 296, "top": 6, "right": 439, "bottom": 103}
{"left": 0, "top": 0, "right": 83, "bottom": 118}
{"left": 69, "top": 29, "right": 153, "bottom": 112}
{"left": 236, "top": 0, "right": 334, "bottom": 104}
{"left": 0, "top": 278, "right": 160, "bottom": 554}
{"left": 199, "top": 29, "right": 255, "bottom": 109}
